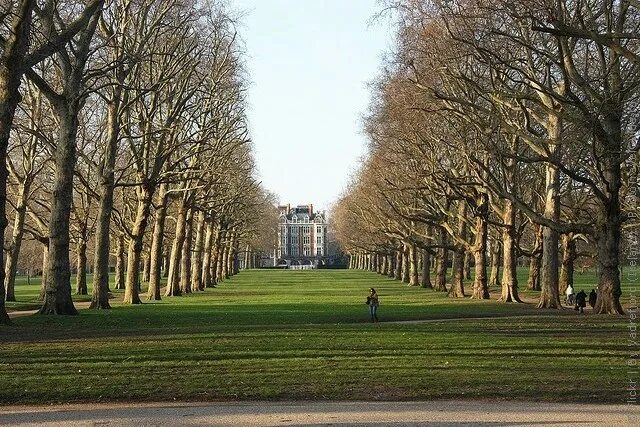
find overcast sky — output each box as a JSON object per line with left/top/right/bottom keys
{"left": 231, "top": 0, "right": 393, "bottom": 213}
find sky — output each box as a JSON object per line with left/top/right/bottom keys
{"left": 231, "top": 0, "right": 393, "bottom": 213}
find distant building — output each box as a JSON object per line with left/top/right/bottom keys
{"left": 276, "top": 204, "right": 327, "bottom": 268}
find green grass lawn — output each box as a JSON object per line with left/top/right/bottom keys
{"left": 0, "top": 269, "right": 630, "bottom": 405}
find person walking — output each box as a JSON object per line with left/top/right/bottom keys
{"left": 589, "top": 289, "right": 597, "bottom": 309}
{"left": 367, "top": 288, "right": 379, "bottom": 323}
{"left": 565, "top": 284, "right": 575, "bottom": 305}
{"left": 575, "top": 290, "right": 587, "bottom": 314}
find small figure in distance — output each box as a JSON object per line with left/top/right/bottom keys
{"left": 367, "top": 287, "right": 379, "bottom": 323}
{"left": 589, "top": 289, "right": 597, "bottom": 309}
{"left": 575, "top": 290, "right": 587, "bottom": 314}
{"left": 565, "top": 283, "right": 575, "bottom": 305}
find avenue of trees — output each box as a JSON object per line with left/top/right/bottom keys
{"left": 0, "top": 0, "right": 277, "bottom": 324}
{"left": 335, "top": 0, "right": 639, "bottom": 314}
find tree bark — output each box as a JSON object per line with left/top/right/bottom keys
{"left": 488, "top": 240, "right": 500, "bottom": 289}
{"left": 4, "top": 183, "right": 29, "bottom": 302}
{"left": 434, "top": 227, "right": 448, "bottom": 291}
{"left": 201, "top": 219, "right": 215, "bottom": 287}
{"left": 180, "top": 208, "right": 193, "bottom": 294}
{"left": 448, "top": 202, "right": 466, "bottom": 298}
{"left": 0, "top": 0, "right": 35, "bottom": 324}
{"left": 401, "top": 244, "right": 409, "bottom": 283}
{"left": 190, "top": 211, "right": 205, "bottom": 291}
{"left": 559, "top": 233, "right": 576, "bottom": 295}
{"left": 464, "top": 252, "right": 472, "bottom": 281}
{"left": 408, "top": 244, "right": 419, "bottom": 286}
{"left": 75, "top": 240, "right": 88, "bottom": 295}
{"left": 114, "top": 234, "right": 125, "bottom": 290}
{"left": 527, "top": 225, "right": 543, "bottom": 291}
{"left": 538, "top": 112, "right": 562, "bottom": 309}
{"left": 123, "top": 188, "right": 152, "bottom": 304}
{"left": 38, "top": 244, "right": 48, "bottom": 301}
{"left": 147, "top": 185, "right": 168, "bottom": 300}
{"left": 421, "top": 249, "right": 432, "bottom": 288}
{"left": 166, "top": 203, "right": 187, "bottom": 296}
{"left": 90, "top": 67, "right": 122, "bottom": 310}
{"left": 471, "top": 212, "right": 489, "bottom": 299}
{"left": 500, "top": 200, "right": 522, "bottom": 302}
{"left": 39, "top": 103, "right": 80, "bottom": 315}
{"left": 593, "top": 109, "right": 624, "bottom": 314}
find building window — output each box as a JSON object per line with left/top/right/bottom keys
{"left": 317, "top": 226, "right": 322, "bottom": 234}
{"left": 316, "top": 247, "right": 322, "bottom": 255}
{"left": 304, "top": 236, "right": 310, "bottom": 245}
{"left": 317, "top": 236, "right": 321, "bottom": 244}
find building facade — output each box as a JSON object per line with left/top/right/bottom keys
{"left": 277, "top": 204, "right": 327, "bottom": 267}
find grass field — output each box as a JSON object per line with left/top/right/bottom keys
{"left": 0, "top": 269, "right": 631, "bottom": 405}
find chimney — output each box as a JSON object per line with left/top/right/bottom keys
{"left": 309, "top": 204, "right": 313, "bottom": 214}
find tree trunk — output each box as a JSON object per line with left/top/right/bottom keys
{"left": 527, "top": 224, "right": 543, "bottom": 291}
{"left": 448, "top": 248, "right": 466, "bottom": 298}
{"left": 147, "top": 185, "right": 168, "bottom": 300}
{"left": 75, "top": 240, "right": 88, "bottom": 295}
{"left": 0, "top": 0, "right": 35, "bottom": 324}
{"left": 500, "top": 200, "right": 522, "bottom": 302}
{"left": 538, "top": 114, "right": 562, "bottom": 309}
{"left": 179, "top": 209, "right": 193, "bottom": 294}
{"left": 401, "top": 244, "right": 409, "bottom": 283}
{"left": 90, "top": 84, "right": 121, "bottom": 310}
{"left": 559, "top": 233, "right": 576, "bottom": 295}
{"left": 123, "top": 188, "right": 152, "bottom": 304}
{"left": 201, "top": 219, "right": 215, "bottom": 287}
{"left": 142, "top": 252, "right": 150, "bottom": 284}
{"left": 408, "top": 244, "right": 419, "bottom": 286}
{"left": 594, "top": 110, "right": 624, "bottom": 314}
{"left": 464, "top": 252, "right": 472, "bottom": 281}
{"left": 488, "top": 240, "right": 501, "bottom": 289}
{"left": 434, "top": 227, "right": 448, "bottom": 292}
{"left": 421, "top": 249, "right": 432, "bottom": 288}
{"left": 4, "top": 184, "right": 29, "bottom": 302}
{"left": 38, "top": 244, "right": 48, "bottom": 301}
{"left": 39, "top": 104, "right": 79, "bottom": 315}
{"left": 166, "top": 203, "right": 187, "bottom": 296}
{"left": 114, "top": 234, "right": 125, "bottom": 291}
{"left": 594, "top": 215, "right": 624, "bottom": 314}
{"left": 448, "top": 202, "right": 466, "bottom": 298}
{"left": 190, "top": 211, "right": 205, "bottom": 291}
{"left": 216, "top": 230, "right": 226, "bottom": 282}
{"left": 471, "top": 213, "right": 489, "bottom": 299}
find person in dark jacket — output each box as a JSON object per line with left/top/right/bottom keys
{"left": 367, "top": 288, "right": 379, "bottom": 322}
{"left": 575, "top": 290, "right": 587, "bottom": 313}
{"left": 588, "top": 289, "right": 597, "bottom": 309}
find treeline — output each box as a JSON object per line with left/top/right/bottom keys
{"left": 334, "top": 0, "right": 639, "bottom": 314}
{"left": 0, "top": 0, "right": 277, "bottom": 324}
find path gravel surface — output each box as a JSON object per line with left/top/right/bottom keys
{"left": 0, "top": 400, "right": 635, "bottom": 426}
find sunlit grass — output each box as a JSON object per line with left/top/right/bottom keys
{"left": 0, "top": 269, "right": 628, "bottom": 404}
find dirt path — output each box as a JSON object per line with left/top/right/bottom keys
{"left": 0, "top": 400, "right": 635, "bottom": 426}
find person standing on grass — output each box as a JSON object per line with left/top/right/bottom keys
{"left": 565, "top": 283, "right": 575, "bottom": 305}
{"left": 589, "top": 289, "right": 597, "bottom": 309}
{"left": 367, "top": 288, "right": 379, "bottom": 323}
{"left": 575, "top": 290, "right": 587, "bottom": 313}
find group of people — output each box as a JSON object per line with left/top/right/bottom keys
{"left": 564, "top": 285, "right": 597, "bottom": 313}
{"left": 366, "top": 284, "right": 598, "bottom": 322}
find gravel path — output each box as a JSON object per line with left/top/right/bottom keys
{"left": 0, "top": 400, "right": 635, "bottom": 426}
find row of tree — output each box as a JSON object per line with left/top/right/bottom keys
{"left": 0, "top": 0, "right": 277, "bottom": 324}
{"left": 334, "top": 0, "right": 639, "bottom": 314}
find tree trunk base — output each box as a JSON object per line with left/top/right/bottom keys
{"left": 89, "top": 300, "right": 111, "bottom": 309}
{"left": 38, "top": 300, "right": 78, "bottom": 315}
{"left": 0, "top": 311, "right": 11, "bottom": 325}
{"left": 471, "top": 289, "right": 490, "bottom": 299}
{"left": 122, "top": 294, "right": 142, "bottom": 304}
